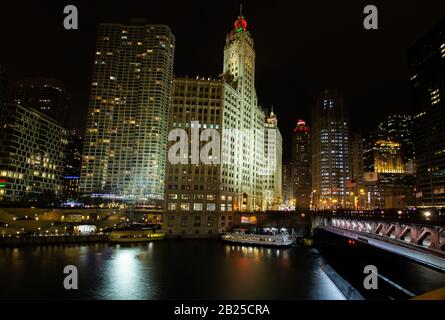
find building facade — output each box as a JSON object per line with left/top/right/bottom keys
{"left": 63, "top": 131, "right": 83, "bottom": 200}
{"left": 363, "top": 128, "right": 415, "bottom": 210}
{"left": 0, "top": 65, "right": 7, "bottom": 104}
{"left": 364, "top": 136, "right": 405, "bottom": 174}
{"left": 281, "top": 162, "right": 293, "bottom": 208}
{"left": 165, "top": 77, "right": 228, "bottom": 235}
{"left": 377, "top": 114, "right": 414, "bottom": 168}
{"left": 80, "top": 21, "right": 175, "bottom": 207}
{"left": 410, "top": 18, "right": 445, "bottom": 208}
{"left": 348, "top": 131, "right": 364, "bottom": 209}
{"left": 0, "top": 103, "right": 68, "bottom": 203}
{"left": 221, "top": 14, "right": 267, "bottom": 212}
{"left": 312, "top": 89, "right": 350, "bottom": 209}
{"left": 264, "top": 111, "right": 282, "bottom": 210}
{"left": 8, "top": 78, "right": 70, "bottom": 125}
{"left": 291, "top": 119, "right": 311, "bottom": 209}
{"left": 163, "top": 13, "right": 280, "bottom": 236}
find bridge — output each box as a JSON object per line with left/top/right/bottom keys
{"left": 233, "top": 209, "right": 445, "bottom": 270}
{"left": 233, "top": 209, "right": 445, "bottom": 299}
{"left": 312, "top": 211, "right": 445, "bottom": 271}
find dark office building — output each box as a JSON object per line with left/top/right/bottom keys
{"left": 291, "top": 119, "right": 311, "bottom": 209}
{"left": 282, "top": 162, "right": 293, "bottom": 206}
{"left": 63, "top": 130, "right": 84, "bottom": 200}
{"left": 410, "top": 18, "right": 445, "bottom": 207}
{"left": 0, "top": 103, "right": 69, "bottom": 203}
{"left": 8, "top": 78, "right": 70, "bottom": 124}
{"left": 349, "top": 131, "right": 364, "bottom": 209}
{"left": 0, "top": 65, "right": 7, "bottom": 103}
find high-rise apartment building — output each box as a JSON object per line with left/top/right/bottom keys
{"left": 410, "top": 18, "right": 445, "bottom": 207}
{"left": 8, "top": 78, "right": 70, "bottom": 124}
{"left": 291, "top": 119, "right": 311, "bottom": 209}
{"left": 80, "top": 21, "right": 175, "bottom": 207}
{"left": 312, "top": 89, "right": 350, "bottom": 209}
{"left": 0, "top": 103, "right": 68, "bottom": 203}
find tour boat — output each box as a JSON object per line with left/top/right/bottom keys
{"left": 221, "top": 229, "right": 293, "bottom": 247}
{"left": 109, "top": 229, "right": 165, "bottom": 243}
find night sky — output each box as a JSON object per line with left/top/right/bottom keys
{"left": 1, "top": 0, "right": 445, "bottom": 160}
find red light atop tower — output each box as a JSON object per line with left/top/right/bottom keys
{"left": 231, "top": 5, "right": 248, "bottom": 34}
{"left": 293, "top": 119, "right": 310, "bottom": 132}
{"left": 234, "top": 16, "right": 247, "bottom": 32}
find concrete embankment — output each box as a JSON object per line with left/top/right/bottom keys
{"left": 0, "top": 235, "right": 109, "bottom": 246}
{"left": 321, "top": 263, "right": 365, "bottom": 300}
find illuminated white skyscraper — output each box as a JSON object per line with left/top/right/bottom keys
{"left": 264, "top": 110, "right": 282, "bottom": 210}
{"left": 222, "top": 13, "right": 267, "bottom": 211}
{"left": 164, "top": 11, "right": 282, "bottom": 236}
{"left": 80, "top": 21, "right": 175, "bottom": 206}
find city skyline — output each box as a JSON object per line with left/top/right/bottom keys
{"left": 2, "top": 1, "right": 445, "bottom": 161}
{"left": 0, "top": 1, "right": 445, "bottom": 304}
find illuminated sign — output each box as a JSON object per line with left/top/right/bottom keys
{"left": 241, "top": 216, "right": 257, "bottom": 224}
{"left": 64, "top": 176, "right": 80, "bottom": 180}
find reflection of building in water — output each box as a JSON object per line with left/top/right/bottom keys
{"left": 224, "top": 244, "right": 290, "bottom": 262}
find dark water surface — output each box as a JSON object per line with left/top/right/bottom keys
{"left": 0, "top": 240, "right": 344, "bottom": 300}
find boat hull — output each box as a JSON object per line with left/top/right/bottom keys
{"left": 221, "top": 234, "right": 293, "bottom": 247}
{"left": 109, "top": 231, "right": 165, "bottom": 243}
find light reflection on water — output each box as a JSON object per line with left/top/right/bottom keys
{"left": 0, "top": 240, "right": 344, "bottom": 300}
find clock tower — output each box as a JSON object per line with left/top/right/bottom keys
{"left": 221, "top": 8, "right": 267, "bottom": 211}
{"left": 223, "top": 10, "right": 256, "bottom": 107}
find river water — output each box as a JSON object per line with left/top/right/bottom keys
{"left": 0, "top": 240, "right": 345, "bottom": 300}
